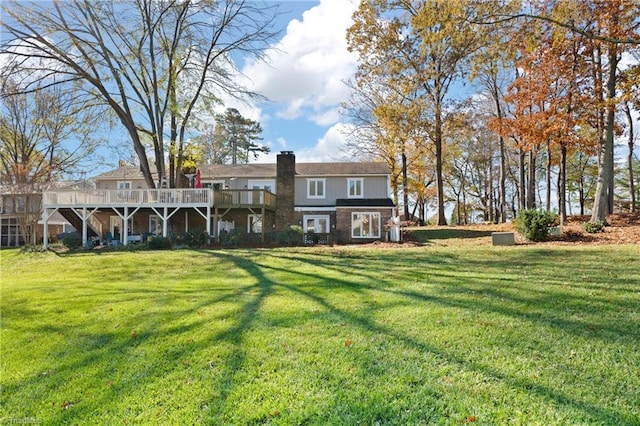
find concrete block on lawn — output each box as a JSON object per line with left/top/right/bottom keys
{"left": 492, "top": 232, "right": 515, "bottom": 246}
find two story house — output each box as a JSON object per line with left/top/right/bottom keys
{"left": 41, "top": 152, "right": 396, "bottom": 248}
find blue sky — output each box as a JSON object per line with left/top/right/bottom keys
{"left": 2, "top": 0, "right": 362, "bottom": 174}
{"left": 4, "top": 0, "right": 636, "bottom": 174}
{"left": 227, "top": 0, "right": 361, "bottom": 163}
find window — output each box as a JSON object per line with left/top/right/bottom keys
{"left": 352, "top": 212, "right": 381, "bottom": 238}
{"left": 248, "top": 214, "right": 263, "bottom": 233}
{"left": 0, "top": 217, "right": 22, "bottom": 247}
{"left": 307, "top": 179, "right": 326, "bottom": 199}
{"left": 304, "top": 215, "right": 330, "bottom": 233}
{"left": 117, "top": 181, "right": 133, "bottom": 202}
{"left": 347, "top": 178, "right": 364, "bottom": 198}
{"left": 149, "top": 215, "right": 162, "bottom": 235}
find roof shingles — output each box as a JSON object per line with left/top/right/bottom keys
{"left": 95, "top": 162, "right": 390, "bottom": 181}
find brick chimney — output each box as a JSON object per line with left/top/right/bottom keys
{"left": 276, "top": 151, "right": 296, "bottom": 231}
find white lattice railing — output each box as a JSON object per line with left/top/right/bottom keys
{"left": 43, "top": 189, "right": 211, "bottom": 207}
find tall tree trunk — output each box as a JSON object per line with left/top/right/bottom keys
{"left": 463, "top": 189, "right": 468, "bottom": 225}
{"left": 434, "top": 101, "right": 447, "bottom": 225}
{"left": 498, "top": 136, "right": 507, "bottom": 222}
{"left": 519, "top": 148, "right": 526, "bottom": 210}
{"left": 410, "top": 202, "right": 418, "bottom": 223}
{"left": 402, "top": 149, "right": 410, "bottom": 221}
{"left": 624, "top": 102, "right": 636, "bottom": 212}
{"left": 492, "top": 77, "right": 507, "bottom": 222}
{"left": 124, "top": 117, "right": 157, "bottom": 189}
{"left": 545, "top": 142, "right": 552, "bottom": 212}
{"left": 559, "top": 145, "right": 567, "bottom": 225}
{"left": 527, "top": 149, "right": 537, "bottom": 209}
{"left": 567, "top": 178, "right": 573, "bottom": 216}
{"left": 579, "top": 174, "right": 586, "bottom": 216}
{"left": 591, "top": 41, "right": 619, "bottom": 223}
{"left": 390, "top": 167, "right": 400, "bottom": 208}
{"left": 488, "top": 158, "right": 495, "bottom": 223}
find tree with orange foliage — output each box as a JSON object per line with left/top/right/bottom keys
{"left": 619, "top": 62, "right": 639, "bottom": 212}
{"left": 488, "top": 0, "right": 637, "bottom": 224}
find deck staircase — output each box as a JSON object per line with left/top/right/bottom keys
{"left": 58, "top": 208, "right": 101, "bottom": 238}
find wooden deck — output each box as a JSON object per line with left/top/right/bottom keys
{"left": 41, "top": 188, "right": 276, "bottom": 249}
{"left": 43, "top": 188, "right": 276, "bottom": 210}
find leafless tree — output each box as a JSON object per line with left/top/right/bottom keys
{"left": 0, "top": 79, "right": 101, "bottom": 244}
{"left": 1, "top": 0, "right": 280, "bottom": 188}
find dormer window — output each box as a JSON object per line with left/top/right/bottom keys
{"left": 347, "top": 178, "right": 363, "bottom": 198}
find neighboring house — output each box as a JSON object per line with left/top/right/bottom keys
{"left": 41, "top": 152, "right": 396, "bottom": 248}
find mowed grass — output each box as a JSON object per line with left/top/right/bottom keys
{"left": 1, "top": 243, "right": 639, "bottom": 425}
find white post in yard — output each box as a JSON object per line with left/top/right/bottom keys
{"left": 163, "top": 207, "right": 168, "bottom": 237}
{"left": 42, "top": 208, "right": 48, "bottom": 250}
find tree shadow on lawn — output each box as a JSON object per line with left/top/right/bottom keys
{"left": 4, "top": 248, "right": 636, "bottom": 424}
{"left": 1, "top": 262, "right": 273, "bottom": 425}
{"left": 243, "top": 255, "right": 636, "bottom": 425}
{"left": 203, "top": 250, "right": 635, "bottom": 423}
{"left": 258, "top": 252, "right": 639, "bottom": 344}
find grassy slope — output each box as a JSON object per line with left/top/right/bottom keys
{"left": 1, "top": 244, "right": 639, "bottom": 425}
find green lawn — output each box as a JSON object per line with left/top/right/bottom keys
{"left": 1, "top": 243, "right": 639, "bottom": 425}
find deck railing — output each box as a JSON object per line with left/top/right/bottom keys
{"left": 43, "top": 188, "right": 275, "bottom": 209}
{"left": 212, "top": 189, "right": 276, "bottom": 209}
{"left": 43, "top": 189, "right": 211, "bottom": 207}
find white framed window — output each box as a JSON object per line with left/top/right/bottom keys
{"left": 149, "top": 215, "right": 162, "bottom": 235}
{"left": 351, "top": 212, "right": 381, "bottom": 238}
{"left": 248, "top": 214, "right": 263, "bottom": 233}
{"left": 347, "top": 178, "right": 364, "bottom": 198}
{"left": 307, "top": 178, "right": 326, "bottom": 199}
{"left": 117, "top": 181, "right": 132, "bottom": 189}
{"left": 303, "top": 215, "right": 330, "bottom": 233}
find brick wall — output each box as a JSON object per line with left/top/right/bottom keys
{"left": 275, "top": 151, "right": 296, "bottom": 231}
{"left": 336, "top": 207, "right": 394, "bottom": 244}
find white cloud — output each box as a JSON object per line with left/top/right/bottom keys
{"left": 253, "top": 123, "right": 364, "bottom": 164}
{"left": 253, "top": 136, "right": 289, "bottom": 163}
{"left": 242, "top": 0, "right": 359, "bottom": 127}
{"left": 310, "top": 108, "right": 341, "bottom": 127}
{"left": 276, "top": 98, "right": 305, "bottom": 120}
{"left": 296, "top": 123, "right": 353, "bottom": 162}
{"left": 276, "top": 137, "right": 287, "bottom": 149}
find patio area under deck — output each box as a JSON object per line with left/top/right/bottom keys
{"left": 41, "top": 188, "right": 276, "bottom": 248}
